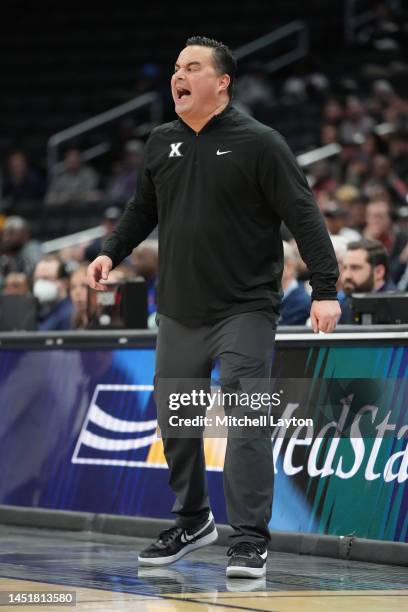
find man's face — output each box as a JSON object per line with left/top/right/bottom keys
{"left": 2, "top": 227, "right": 25, "bottom": 251}
{"left": 341, "top": 249, "right": 375, "bottom": 295}
{"left": 34, "top": 260, "right": 66, "bottom": 301}
{"left": 365, "top": 202, "right": 391, "bottom": 237}
{"left": 65, "top": 150, "right": 81, "bottom": 172}
{"left": 34, "top": 260, "right": 59, "bottom": 283}
{"left": 3, "top": 273, "right": 29, "bottom": 296}
{"left": 171, "top": 45, "right": 228, "bottom": 120}
{"left": 349, "top": 201, "right": 366, "bottom": 228}
{"left": 324, "top": 215, "right": 344, "bottom": 235}
{"left": 373, "top": 156, "right": 390, "bottom": 179}
{"left": 70, "top": 268, "right": 88, "bottom": 313}
{"left": 8, "top": 153, "right": 27, "bottom": 176}
{"left": 347, "top": 97, "right": 363, "bottom": 120}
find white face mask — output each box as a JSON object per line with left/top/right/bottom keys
{"left": 33, "top": 279, "right": 59, "bottom": 304}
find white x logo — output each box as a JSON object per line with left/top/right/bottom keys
{"left": 169, "top": 142, "right": 183, "bottom": 158}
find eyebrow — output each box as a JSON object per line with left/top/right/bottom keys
{"left": 174, "top": 61, "right": 201, "bottom": 70}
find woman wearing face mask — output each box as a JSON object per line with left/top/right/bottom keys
{"left": 32, "top": 256, "right": 74, "bottom": 331}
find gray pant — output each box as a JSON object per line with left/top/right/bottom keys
{"left": 154, "top": 311, "right": 276, "bottom": 544}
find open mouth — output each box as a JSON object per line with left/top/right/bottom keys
{"left": 176, "top": 88, "right": 191, "bottom": 100}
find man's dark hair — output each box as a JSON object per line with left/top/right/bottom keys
{"left": 186, "top": 36, "right": 237, "bottom": 99}
{"left": 347, "top": 238, "right": 389, "bottom": 279}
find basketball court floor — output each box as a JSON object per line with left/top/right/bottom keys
{"left": 0, "top": 524, "right": 406, "bottom": 611}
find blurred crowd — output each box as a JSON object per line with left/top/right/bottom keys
{"left": 0, "top": 210, "right": 158, "bottom": 331}
{"left": 1, "top": 138, "right": 145, "bottom": 212}
{"left": 0, "top": 136, "right": 159, "bottom": 331}
{"left": 279, "top": 85, "right": 408, "bottom": 325}
{"left": 1, "top": 60, "right": 408, "bottom": 330}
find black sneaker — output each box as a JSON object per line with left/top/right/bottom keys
{"left": 226, "top": 541, "right": 267, "bottom": 578}
{"left": 138, "top": 512, "right": 218, "bottom": 566}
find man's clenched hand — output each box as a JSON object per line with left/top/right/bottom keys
{"left": 310, "top": 300, "right": 341, "bottom": 333}
{"left": 87, "top": 255, "right": 113, "bottom": 291}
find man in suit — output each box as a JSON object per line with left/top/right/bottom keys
{"left": 279, "top": 241, "right": 311, "bottom": 326}
{"left": 339, "top": 238, "right": 396, "bottom": 324}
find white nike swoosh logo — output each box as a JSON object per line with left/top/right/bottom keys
{"left": 180, "top": 514, "right": 213, "bottom": 543}
{"left": 180, "top": 532, "right": 195, "bottom": 543}
{"left": 216, "top": 149, "right": 232, "bottom": 155}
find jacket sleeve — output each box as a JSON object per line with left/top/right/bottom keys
{"left": 258, "top": 130, "right": 339, "bottom": 301}
{"left": 98, "top": 137, "right": 158, "bottom": 267}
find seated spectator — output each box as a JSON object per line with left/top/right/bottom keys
{"left": 58, "top": 245, "right": 88, "bottom": 271}
{"left": 384, "top": 94, "right": 408, "bottom": 126}
{"left": 349, "top": 199, "right": 368, "bottom": 233}
{"left": 344, "top": 153, "right": 370, "bottom": 188}
{"left": 395, "top": 233, "right": 408, "bottom": 291}
{"left": 322, "top": 98, "right": 343, "bottom": 127}
{"left": 309, "top": 160, "right": 338, "bottom": 200}
{"left": 84, "top": 206, "right": 122, "bottom": 262}
{"left": 320, "top": 124, "right": 338, "bottom": 146}
{"left": 278, "top": 241, "right": 311, "bottom": 326}
{"left": 45, "top": 148, "right": 99, "bottom": 205}
{"left": 234, "top": 62, "right": 275, "bottom": 118}
{"left": 322, "top": 202, "right": 361, "bottom": 243}
{"left": 389, "top": 130, "right": 408, "bottom": 183}
{"left": 131, "top": 240, "right": 158, "bottom": 326}
{"left": 335, "top": 184, "right": 360, "bottom": 205}
{"left": 0, "top": 216, "right": 42, "bottom": 287}
{"left": 370, "top": 80, "right": 395, "bottom": 119}
{"left": 363, "top": 199, "right": 408, "bottom": 281}
{"left": 339, "top": 238, "right": 396, "bottom": 324}
{"left": 33, "top": 255, "right": 73, "bottom": 331}
{"left": 105, "top": 140, "right": 144, "bottom": 206}
{"left": 1, "top": 150, "right": 45, "bottom": 210}
{"left": 339, "top": 96, "right": 375, "bottom": 144}
{"left": 330, "top": 234, "right": 348, "bottom": 293}
{"left": 2, "top": 272, "right": 30, "bottom": 296}
{"left": 397, "top": 259, "right": 408, "bottom": 291}
{"left": 362, "top": 131, "right": 387, "bottom": 158}
{"left": 364, "top": 155, "right": 408, "bottom": 205}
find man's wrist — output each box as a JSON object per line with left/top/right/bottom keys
{"left": 311, "top": 294, "right": 339, "bottom": 302}
{"left": 97, "top": 252, "right": 114, "bottom": 265}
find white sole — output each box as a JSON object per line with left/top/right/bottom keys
{"left": 138, "top": 528, "right": 218, "bottom": 566}
{"left": 226, "top": 564, "right": 266, "bottom": 578}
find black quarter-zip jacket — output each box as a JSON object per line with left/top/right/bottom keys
{"left": 100, "top": 104, "right": 339, "bottom": 326}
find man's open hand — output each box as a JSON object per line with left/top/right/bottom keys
{"left": 310, "top": 300, "right": 341, "bottom": 333}
{"left": 87, "top": 255, "right": 113, "bottom": 291}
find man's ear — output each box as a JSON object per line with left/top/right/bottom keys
{"left": 374, "top": 264, "right": 385, "bottom": 284}
{"left": 218, "top": 74, "right": 230, "bottom": 94}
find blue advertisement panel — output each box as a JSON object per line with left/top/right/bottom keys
{"left": 0, "top": 342, "right": 406, "bottom": 542}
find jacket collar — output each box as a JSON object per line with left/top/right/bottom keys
{"left": 178, "top": 103, "right": 233, "bottom": 134}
